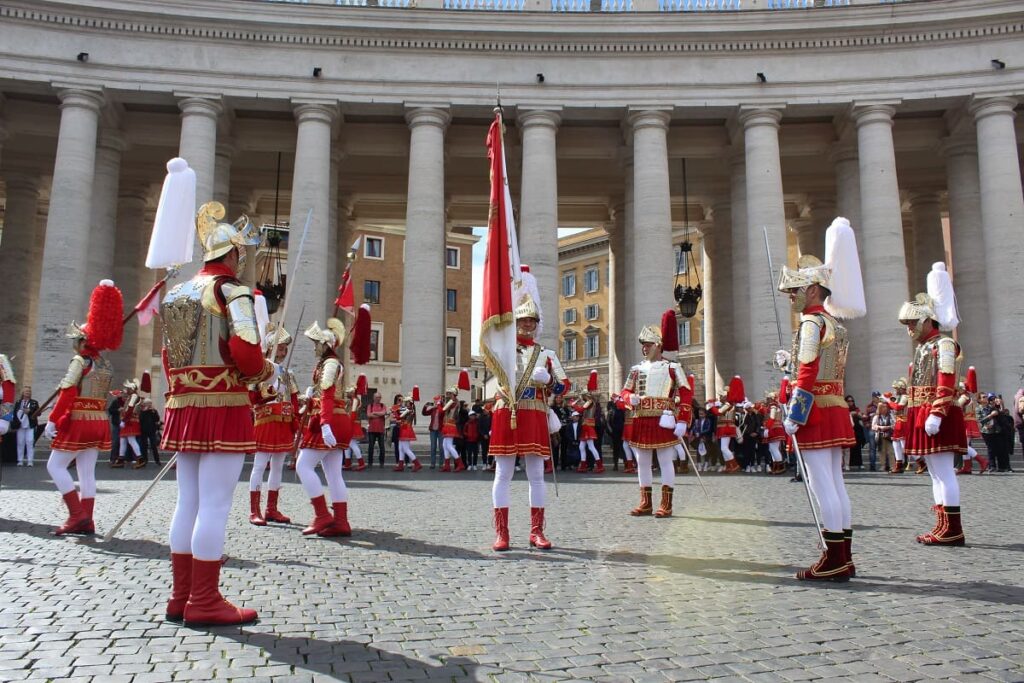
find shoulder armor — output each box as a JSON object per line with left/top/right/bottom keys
{"left": 797, "top": 315, "right": 823, "bottom": 365}
{"left": 937, "top": 336, "right": 959, "bottom": 375}
{"left": 222, "top": 282, "right": 259, "bottom": 345}
{"left": 59, "top": 355, "right": 88, "bottom": 390}
{"left": 286, "top": 369, "right": 299, "bottom": 395}
{"left": 319, "top": 358, "right": 341, "bottom": 391}
{"left": 0, "top": 354, "right": 15, "bottom": 384}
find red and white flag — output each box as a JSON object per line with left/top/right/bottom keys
{"left": 480, "top": 110, "right": 522, "bottom": 400}
{"left": 134, "top": 279, "right": 166, "bottom": 326}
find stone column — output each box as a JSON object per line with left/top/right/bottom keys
{"left": 228, "top": 191, "right": 259, "bottom": 290}
{"left": 0, "top": 174, "right": 41, "bottom": 368}
{"left": 970, "top": 96, "right": 1024, "bottom": 400}
{"left": 85, "top": 128, "right": 127, "bottom": 287}
{"left": 33, "top": 88, "right": 105, "bottom": 393}
{"left": 790, "top": 217, "right": 816, "bottom": 258}
{"left": 728, "top": 151, "right": 750, "bottom": 382}
{"left": 517, "top": 108, "right": 561, "bottom": 351}
{"left": 628, "top": 109, "right": 674, "bottom": 334}
{"left": 942, "top": 136, "right": 993, "bottom": 382}
{"left": 401, "top": 106, "right": 450, "bottom": 394}
{"left": 213, "top": 142, "right": 233, "bottom": 205}
{"left": 710, "top": 198, "right": 734, "bottom": 396}
{"left": 908, "top": 192, "right": 945, "bottom": 286}
{"left": 698, "top": 216, "right": 716, "bottom": 401}
{"left": 801, "top": 198, "right": 838, "bottom": 256}
{"left": 619, "top": 150, "right": 636, "bottom": 367}
{"left": 108, "top": 187, "right": 149, "bottom": 380}
{"left": 24, "top": 207, "right": 49, "bottom": 385}
{"left": 853, "top": 104, "right": 910, "bottom": 393}
{"left": 286, "top": 102, "right": 337, "bottom": 381}
{"left": 177, "top": 96, "right": 222, "bottom": 270}
{"left": 740, "top": 107, "right": 790, "bottom": 398}
{"left": 608, "top": 203, "right": 627, "bottom": 389}
{"left": 328, "top": 148, "right": 343, "bottom": 295}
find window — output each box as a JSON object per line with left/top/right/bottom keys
{"left": 562, "top": 338, "right": 577, "bottom": 362}
{"left": 584, "top": 267, "right": 599, "bottom": 293}
{"left": 563, "top": 308, "right": 577, "bottom": 325}
{"left": 446, "top": 335, "right": 458, "bottom": 366}
{"left": 445, "top": 247, "right": 460, "bottom": 269}
{"left": 584, "top": 304, "right": 599, "bottom": 321}
{"left": 678, "top": 320, "right": 692, "bottom": 347}
{"left": 364, "top": 236, "right": 383, "bottom": 259}
{"left": 446, "top": 289, "right": 457, "bottom": 312}
{"left": 363, "top": 280, "right": 381, "bottom": 305}
{"left": 585, "top": 333, "right": 600, "bottom": 359}
{"left": 369, "top": 327, "right": 381, "bottom": 361}
{"left": 561, "top": 272, "right": 576, "bottom": 297}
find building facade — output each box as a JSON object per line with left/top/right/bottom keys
{"left": 0, "top": 0, "right": 1023, "bottom": 406}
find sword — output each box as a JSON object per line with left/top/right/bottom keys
{"left": 267, "top": 208, "right": 313, "bottom": 359}
{"left": 678, "top": 438, "right": 710, "bottom": 502}
{"left": 763, "top": 226, "right": 824, "bottom": 550}
{"left": 102, "top": 454, "right": 177, "bottom": 542}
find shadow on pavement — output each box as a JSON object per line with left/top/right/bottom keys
{"left": 347, "top": 528, "right": 498, "bottom": 563}
{"left": 679, "top": 515, "right": 901, "bottom": 531}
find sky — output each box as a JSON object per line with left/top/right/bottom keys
{"left": 469, "top": 227, "right": 591, "bottom": 355}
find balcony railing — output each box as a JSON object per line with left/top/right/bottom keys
{"left": 265, "top": 0, "right": 909, "bottom": 10}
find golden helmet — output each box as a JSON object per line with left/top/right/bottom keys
{"left": 196, "top": 202, "right": 259, "bottom": 263}
{"left": 897, "top": 293, "right": 937, "bottom": 325}
{"left": 637, "top": 325, "right": 662, "bottom": 346}
{"left": 777, "top": 255, "right": 831, "bottom": 292}
{"left": 304, "top": 318, "right": 346, "bottom": 349}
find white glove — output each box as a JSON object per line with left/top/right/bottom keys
{"left": 924, "top": 414, "right": 942, "bottom": 436}
{"left": 774, "top": 349, "right": 792, "bottom": 370}
{"left": 673, "top": 421, "right": 687, "bottom": 438}
{"left": 629, "top": 394, "right": 640, "bottom": 407}
{"left": 784, "top": 419, "right": 800, "bottom": 435}
{"left": 119, "top": 421, "right": 125, "bottom": 429}
{"left": 659, "top": 410, "right": 676, "bottom": 430}
{"left": 305, "top": 386, "right": 315, "bottom": 399}
{"left": 0, "top": 420, "right": 9, "bottom": 436}
{"left": 763, "top": 429, "right": 770, "bottom": 439}
{"left": 44, "top": 422, "right": 58, "bottom": 440}
{"left": 321, "top": 423, "right": 337, "bottom": 448}
{"left": 531, "top": 367, "right": 551, "bottom": 385}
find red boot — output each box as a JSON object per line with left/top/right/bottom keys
{"left": 264, "top": 490, "right": 291, "bottom": 524}
{"left": 529, "top": 507, "right": 552, "bottom": 549}
{"left": 916, "top": 504, "right": 944, "bottom": 543}
{"left": 80, "top": 497, "right": 96, "bottom": 534}
{"left": 440, "top": 460, "right": 451, "bottom": 473}
{"left": 576, "top": 460, "right": 588, "bottom": 473}
{"left": 975, "top": 454, "right": 990, "bottom": 472}
{"left": 654, "top": 485, "right": 674, "bottom": 518}
{"left": 623, "top": 460, "right": 637, "bottom": 474}
{"left": 249, "top": 491, "right": 267, "bottom": 526}
{"left": 182, "top": 558, "right": 258, "bottom": 627}
{"left": 544, "top": 459, "right": 553, "bottom": 474}
{"left": 165, "top": 553, "right": 193, "bottom": 622}
{"left": 453, "top": 458, "right": 466, "bottom": 472}
{"left": 54, "top": 490, "right": 91, "bottom": 535}
{"left": 318, "top": 502, "right": 352, "bottom": 537}
{"left": 844, "top": 528, "right": 855, "bottom": 578}
{"left": 679, "top": 460, "right": 689, "bottom": 474}
{"left": 343, "top": 459, "right": 353, "bottom": 471}
{"left": 301, "top": 495, "right": 333, "bottom": 536}
{"left": 630, "top": 486, "right": 653, "bottom": 516}
{"left": 354, "top": 458, "right": 367, "bottom": 472}
{"left": 724, "top": 459, "right": 742, "bottom": 474}
{"left": 393, "top": 461, "right": 405, "bottom": 472}
{"left": 411, "top": 459, "right": 422, "bottom": 472}
{"left": 920, "top": 505, "right": 965, "bottom": 546}
{"left": 956, "top": 459, "right": 972, "bottom": 475}
{"left": 915, "top": 459, "right": 928, "bottom": 474}
{"left": 594, "top": 460, "right": 605, "bottom": 474}
{"left": 796, "top": 531, "right": 850, "bottom": 581}
{"left": 492, "top": 507, "right": 510, "bottom": 551}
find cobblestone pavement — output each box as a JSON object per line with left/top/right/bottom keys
{"left": 2, "top": 459, "right": 1023, "bottom": 683}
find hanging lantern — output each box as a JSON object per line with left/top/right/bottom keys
{"left": 672, "top": 158, "right": 703, "bottom": 319}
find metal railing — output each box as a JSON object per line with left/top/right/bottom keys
{"left": 264, "top": 0, "right": 905, "bottom": 10}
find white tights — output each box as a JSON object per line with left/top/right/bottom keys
{"left": 622, "top": 441, "right": 634, "bottom": 462}
{"left": 347, "top": 439, "right": 362, "bottom": 461}
{"left": 47, "top": 449, "right": 98, "bottom": 497}
{"left": 893, "top": 439, "right": 905, "bottom": 462}
{"left": 801, "top": 447, "right": 851, "bottom": 532}
{"left": 296, "top": 448, "right": 347, "bottom": 502}
{"left": 169, "top": 452, "right": 245, "bottom": 561}
{"left": 579, "top": 439, "right": 600, "bottom": 463}
{"left": 249, "top": 451, "right": 287, "bottom": 492}
{"left": 964, "top": 444, "right": 977, "bottom": 460}
{"left": 492, "top": 456, "right": 545, "bottom": 508}
{"left": 119, "top": 436, "right": 140, "bottom": 458}
{"left": 926, "top": 452, "right": 960, "bottom": 506}
{"left": 633, "top": 448, "right": 675, "bottom": 488}
{"left": 768, "top": 442, "right": 783, "bottom": 463}
{"left": 673, "top": 443, "right": 686, "bottom": 461}
{"left": 442, "top": 437, "right": 459, "bottom": 460}
{"left": 720, "top": 437, "right": 735, "bottom": 461}
{"left": 398, "top": 441, "right": 418, "bottom": 462}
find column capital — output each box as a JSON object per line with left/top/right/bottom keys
{"left": 517, "top": 108, "right": 561, "bottom": 131}
{"left": 405, "top": 106, "right": 450, "bottom": 130}
{"left": 626, "top": 108, "right": 671, "bottom": 132}
{"left": 178, "top": 96, "right": 223, "bottom": 120}
{"left": 3, "top": 172, "right": 40, "bottom": 194}
{"left": 938, "top": 135, "right": 977, "bottom": 159}
{"left": 737, "top": 106, "right": 784, "bottom": 129}
{"left": 56, "top": 88, "right": 105, "bottom": 114}
{"left": 215, "top": 141, "right": 236, "bottom": 160}
{"left": 97, "top": 128, "right": 129, "bottom": 154}
{"left": 968, "top": 95, "right": 1018, "bottom": 122}
{"left": 908, "top": 190, "right": 941, "bottom": 205}
{"left": 852, "top": 104, "right": 897, "bottom": 128}
{"left": 293, "top": 102, "right": 338, "bottom": 126}
{"left": 829, "top": 141, "right": 858, "bottom": 164}
{"left": 118, "top": 184, "right": 151, "bottom": 204}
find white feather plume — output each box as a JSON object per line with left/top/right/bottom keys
{"left": 926, "top": 262, "right": 960, "bottom": 330}
{"left": 146, "top": 158, "right": 197, "bottom": 269}
{"left": 254, "top": 293, "right": 270, "bottom": 351}
{"left": 823, "top": 217, "right": 867, "bottom": 319}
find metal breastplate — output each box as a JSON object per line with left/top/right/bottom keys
{"left": 312, "top": 359, "right": 343, "bottom": 402}
{"left": 636, "top": 360, "right": 674, "bottom": 399}
{"left": 791, "top": 315, "right": 849, "bottom": 383}
{"left": 911, "top": 336, "right": 961, "bottom": 388}
{"left": 80, "top": 356, "right": 113, "bottom": 399}
{"left": 161, "top": 275, "right": 229, "bottom": 369}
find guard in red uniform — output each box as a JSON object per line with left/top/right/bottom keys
{"left": 117, "top": 378, "right": 144, "bottom": 469}
{"left": 248, "top": 323, "right": 299, "bottom": 526}
{"left": 776, "top": 217, "right": 866, "bottom": 581}
{"left": 158, "top": 200, "right": 273, "bottom": 627}
{"left": 899, "top": 263, "right": 968, "bottom": 546}
{"left": 489, "top": 269, "right": 569, "bottom": 551}
{"left": 763, "top": 386, "right": 788, "bottom": 474}
{"left": 0, "top": 354, "right": 15, "bottom": 438}
{"left": 43, "top": 280, "right": 123, "bottom": 536}
{"left": 955, "top": 367, "right": 987, "bottom": 475}
{"left": 620, "top": 310, "right": 693, "bottom": 518}
{"left": 395, "top": 395, "right": 423, "bottom": 471}
{"left": 439, "top": 386, "right": 466, "bottom": 472}
{"left": 710, "top": 377, "right": 744, "bottom": 473}
{"left": 344, "top": 383, "right": 368, "bottom": 472}
{"left": 887, "top": 378, "right": 909, "bottom": 473}
{"left": 573, "top": 371, "right": 603, "bottom": 473}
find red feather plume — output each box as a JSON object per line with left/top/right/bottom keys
{"left": 356, "top": 374, "right": 367, "bottom": 395}
{"left": 687, "top": 373, "right": 696, "bottom": 392}
{"left": 965, "top": 366, "right": 977, "bottom": 393}
{"left": 458, "top": 368, "right": 471, "bottom": 392}
{"left": 350, "top": 304, "right": 372, "bottom": 365}
{"left": 660, "top": 309, "right": 679, "bottom": 353}
{"left": 411, "top": 385, "right": 420, "bottom": 402}
{"left": 726, "top": 375, "right": 745, "bottom": 404}
{"left": 587, "top": 370, "right": 598, "bottom": 392}
{"left": 140, "top": 371, "right": 152, "bottom": 394}
{"left": 779, "top": 376, "right": 790, "bottom": 403}
{"left": 83, "top": 280, "right": 124, "bottom": 352}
